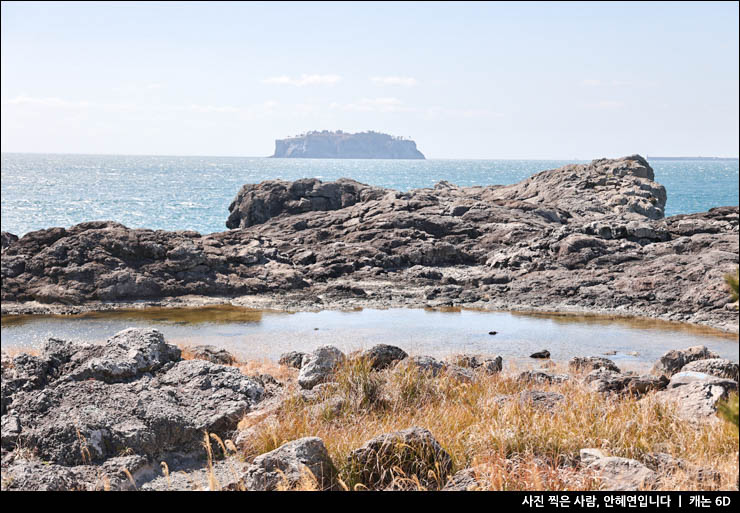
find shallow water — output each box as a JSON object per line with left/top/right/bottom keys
{"left": 2, "top": 154, "right": 737, "bottom": 236}
{"left": 2, "top": 306, "right": 736, "bottom": 372}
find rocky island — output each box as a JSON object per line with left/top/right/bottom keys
{"left": 1, "top": 155, "right": 737, "bottom": 333}
{"left": 271, "top": 130, "right": 425, "bottom": 159}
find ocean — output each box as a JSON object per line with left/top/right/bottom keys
{"left": 1, "top": 153, "right": 738, "bottom": 237}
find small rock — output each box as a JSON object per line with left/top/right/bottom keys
{"left": 347, "top": 427, "right": 453, "bottom": 490}
{"left": 587, "top": 457, "right": 658, "bottom": 491}
{"left": 488, "top": 331, "right": 497, "bottom": 336}
{"left": 655, "top": 381, "right": 734, "bottom": 421}
{"left": 361, "top": 344, "right": 408, "bottom": 370}
{"left": 244, "top": 437, "right": 338, "bottom": 491}
{"left": 442, "top": 467, "right": 483, "bottom": 491}
{"left": 668, "top": 371, "right": 738, "bottom": 391}
{"left": 278, "top": 351, "right": 306, "bottom": 369}
{"left": 298, "top": 346, "right": 345, "bottom": 390}
{"left": 530, "top": 350, "right": 550, "bottom": 359}
{"left": 186, "top": 345, "right": 236, "bottom": 365}
{"left": 651, "top": 346, "right": 721, "bottom": 378}
{"left": 680, "top": 359, "right": 739, "bottom": 381}
{"left": 569, "top": 356, "right": 620, "bottom": 373}
{"left": 517, "top": 370, "right": 569, "bottom": 385}
{"left": 579, "top": 448, "right": 607, "bottom": 466}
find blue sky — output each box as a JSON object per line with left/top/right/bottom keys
{"left": 1, "top": 1, "right": 738, "bottom": 158}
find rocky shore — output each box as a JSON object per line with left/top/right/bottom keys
{"left": 1, "top": 155, "right": 738, "bottom": 333}
{"left": 2, "top": 328, "right": 738, "bottom": 491}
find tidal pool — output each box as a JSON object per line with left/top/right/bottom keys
{"left": 2, "top": 306, "right": 737, "bottom": 371}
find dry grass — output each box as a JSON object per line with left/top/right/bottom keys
{"left": 238, "top": 358, "right": 739, "bottom": 491}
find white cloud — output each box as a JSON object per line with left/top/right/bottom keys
{"left": 262, "top": 74, "right": 341, "bottom": 86}
{"left": 581, "top": 79, "right": 603, "bottom": 87}
{"left": 371, "top": 76, "right": 418, "bottom": 87}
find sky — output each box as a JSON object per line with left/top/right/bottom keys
{"left": 1, "top": 1, "right": 738, "bottom": 159}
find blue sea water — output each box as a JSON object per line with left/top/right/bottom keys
{"left": 1, "top": 153, "right": 738, "bottom": 237}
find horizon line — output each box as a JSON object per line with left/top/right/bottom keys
{"left": 2, "top": 151, "right": 738, "bottom": 161}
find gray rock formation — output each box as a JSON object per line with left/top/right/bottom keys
{"left": 530, "top": 350, "right": 551, "bottom": 359}
{"left": 278, "top": 351, "right": 307, "bottom": 369}
{"left": 680, "top": 358, "right": 739, "bottom": 381}
{"left": 585, "top": 368, "right": 667, "bottom": 396}
{"left": 2, "top": 156, "right": 738, "bottom": 334}
{"left": 586, "top": 456, "right": 658, "bottom": 491}
{"left": 517, "top": 370, "right": 569, "bottom": 385}
{"left": 297, "top": 346, "right": 346, "bottom": 390}
{"left": 655, "top": 381, "right": 734, "bottom": 421}
{"left": 185, "top": 345, "right": 236, "bottom": 365}
{"left": 667, "top": 371, "right": 738, "bottom": 391}
{"left": 243, "top": 437, "right": 338, "bottom": 491}
{"left": 271, "top": 130, "right": 425, "bottom": 159}
{"left": 360, "top": 344, "right": 408, "bottom": 370}
{"left": 569, "top": 356, "right": 620, "bottom": 373}
{"left": 1, "top": 328, "right": 265, "bottom": 489}
{"left": 347, "top": 427, "right": 452, "bottom": 490}
{"left": 447, "top": 354, "right": 503, "bottom": 374}
{"left": 651, "top": 346, "right": 722, "bottom": 377}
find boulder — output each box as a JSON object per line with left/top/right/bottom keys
{"left": 298, "top": 346, "right": 345, "bottom": 390}
{"left": 569, "top": 356, "right": 620, "bottom": 373}
{"left": 442, "top": 467, "right": 484, "bottom": 491}
{"left": 530, "top": 350, "right": 551, "bottom": 359}
{"left": 347, "top": 427, "right": 453, "bottom": 490}
{"left": 447, "top": 354, "right": 503, "bottom": 374}
{"left": 517, "top": 370, "right": 569, "bottom": 385}
{"left": 185, "top": 345, "right": 236, "bottom": 365}
{"left": 651, "top": 346, "right": 721, "bottom": 378}
{"left": 587, "top": 456, "right": 658, "bottom": 491}
{"left": 667, "top": 371, "right": 738, "bottom": 391}
{"left": 1, "top": 328, "right": 265, "bottom": 470}
{"left": 278, "top": 351, "right": 306, "bottom": 369}
{"left": 243, "top": 437, "right": 338, "bottom": 491}
{"left": 655, "top": 381, "right": 734, "bottom": 421}
{"left": 679, "top": 358, "right": 739, "bottom": 381}
{"left": 361, "top": 344, "right": 408, "bottom": 370}
{"left": 586, "top": 368, "right": 667, "bottom": 395}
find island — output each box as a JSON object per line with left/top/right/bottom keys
{"left": 271, "top": 130, "right": 425, "bottom": 159}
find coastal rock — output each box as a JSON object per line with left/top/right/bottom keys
{"left": 651, "top": 346, "right": 721, "bottom": 377}
{"left": 1, "top": 328, "right": 265, "bottom": 470}
{"left": 3, "top": 156, "right": 738, "bottom": 335}
{"left": 655, "top": 381, "right": 733, "bottom": 421}
{"left": 667, "top": 371, "right": 738, "bottom": 391}
{"left": 347, "top": 427, "right": 453, "bottom": 490}
{"left": 278, "top": 351, "right": 307, "bottom": 369}
{"left": 0, "top": 231, "right": 18, "bottom": 251}
{"left": 361, "top": 344, "right": 408, "bottom": 370}
{"left": 398, "top": 355, "right": 446, "bottom": 377}
{"left": 585, "top": 368, "right": 667, "bottom": 395}
{"left": 226, "top": 178, "right": 386, "bottom": 229}
{"left": 587, "top": 456, "right": 658, "bottom": 491}
{"left": 579, "top": 448, "right": 607, "bottom": 466}
{"left": 442, "top": 467, "right": 484, "bottom": 491}
{"left": 243, "top": 437, "right": 338, "bottom": 491}
{"left": 298, "top": 346, "right": 346, "bottom": 390}
{"left": 569, "top": 356, "right": 620, "bottom": 373}
{"left": 447, "top": 354, "right": 503, "bottom": 374}
{"left": 517, "top": 370, "right": 569, "bottom": 385}
{"left": 530, "top": 350, "right": 551, "bottom": 359}
{"left": 642, "top": 452, "right": 721, "bottom": 484}
{"left": 184, "top": 345, "right": 236, "bottom": 365}
{"left": 679, "top": 358, "right": 739, "bottom": 381}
